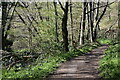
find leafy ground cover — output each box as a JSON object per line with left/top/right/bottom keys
{"left": 2, "top": 43, "right": 100, "bottom": 79}
{"left": 98, "top": 39, "right": 120, "bottom": 79}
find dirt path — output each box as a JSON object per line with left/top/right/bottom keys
{"left": 48, "top": 45, "right": 108, "bottom": 79}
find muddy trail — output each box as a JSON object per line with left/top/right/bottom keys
{"left": 47, "top": 45, "right": 108, "bottom": 80}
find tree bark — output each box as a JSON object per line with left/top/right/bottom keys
{"left": 2, "top": 2, "right": 8, "bottom": 50}
{"left": 86, "top": 3, "right": 90, "bottom": 41}
{"left": 59, "top": 1, "right": 69, "bottom": 52}
{"left": 95, "top": 1, "right": 100, "bottom": 30}
{"left": 118, "top": 2, "right": 120, "bottom": 43}
{"left": 92, "top": 2, "right": 95, "bottom": 23}
{"left": 80, "top": 2, "right": 87, "bottom": 45}
{"left": 34, "top": 2, "right": 43, "bottom": 22}
{"left": 94, "top": 2, "right": 108, "bottom": 41}
{"left": 47, "top": 0, "right": 49, "bottom": 21}
{"left": 0, "top": 4, "right": 2, "bottom": 50}
{"left": 89, "top": 2, "right": 94, "bottom": 42}
{"left": 70, "top": 0, "right": 74, "bottom": 46}
{"left": 53, "top": 1, "right": 59, "bottom": 42}
{"left": 2, "top": 2, "right": 17, "bottom": 50}
{"left": 78, "top": 15, "right": 82, "bottom": 43}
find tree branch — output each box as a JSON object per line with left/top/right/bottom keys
{"left": 58, "top": 0, "right": 65, "bottom": 11}
{"left": 107, "top": 19, "right": 118, "bottom": 31}
{"left": 86, "top": 2, "right": 114, "bottom": 14}
{"left": 95, "top": 2, "right": 108, "bottom": 29}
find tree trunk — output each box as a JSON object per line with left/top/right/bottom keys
{"left": 59, "top": 1, "right": 69, "bottom": 52}
{"left": 86, "top": 4, "right": 90, "bottom": 41}
{"left": 2, "top": 2, "right": 8, "bottom": 50}
{"left": 35, "top": 2, "right": 43, "bottom": 22}
{"left": 108, "top": 10, "right": 111, "bottom": 20}
{"left": 94, "top": 2, "right": 108, "bottom": 41}
{"left": 95, "top": 1, "right": 100, "bottom": 30}
{"left": 28, "top": 27, "right": 32, "bottom": 54}
{"left": 62, "top": 2, "right": 69, "bottom": 52}
{"left": 70, "top": 0, "right": 74, "bottom": 46}
{"left": 47, "top": 0, "right": 49, "bottom": 21}
{"left": 89, "top": 2, "right": 94, "bottom": 42}
{"left": 92, "top": 2, "right": 95, "bottom": 23}
{"left": 0, "top": 5, "right": 2, "bottom": 50}
{"left": 118, "top": 2, "right": 120, "bottom": 43}
{"left": 78, "top": 15, "right": 82, "bottom": 43}
{"left": 2, "top": 2, "right": 16, "bottom": 50}
{"left": 80, "top": 2, "right": 86, "bottom": 45}
{"left": 53, "top": 1, "right": 59, "bottom": 42}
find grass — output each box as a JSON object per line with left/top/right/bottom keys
{"left": 2, "top": 43, "right": 100, "bottom": 80}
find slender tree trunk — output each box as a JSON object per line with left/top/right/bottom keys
{"left": 80, "top": 2, "right": 86, "bottom": 45}
{"left": 118, "top": 2, "right": 120, "bottom": 43}
{"left": 92, "top": 2, "right": 95, "bottom": 23}
{"left": 2, "top": 2, "right": 8, "bottom": 50}
{"left": 78, "top": 15, "right": 82, "bottom": 43}
{"left": 4, "top": 2, "right": 16, "bottom": 40}
{"left": 35, "top": 2, "right": 43, "bottom": 21}
{"left": 95, "top": 1, "right": 100, "bottom": 30}
{"left": 86, "top": 3, "right": 90, "bottom": 41}
{"left": 89, "top": 2, "right": 94, "bottom": 42}
{"left": 70, "top": 0, "right": 74, "bottom": 46}
{"left": 0, "top": 4, "right": 2, "bottom": 50}
{"left": 118, "top": 2, "right": 120, "bottom": 62}
{"left": 28, "top": 27, "right": 32, "bottom": 54}
{"left": 53, "top": 1, "right": 59, "bottom": 42}
{"left": 94, "top": 2, "right": 108, "bottom": 41}
{"left": 108, "top": 10, "right": 111, "bottom": 20}
{"left": 47, "top": 0, "right": 49, "bottom": 21}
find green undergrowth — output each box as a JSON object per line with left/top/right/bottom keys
{"left": 97, "top": 38, "right": 119, "bottom": 45}
{"left": 98, "top": 39, "right": 120, "bottom": 79}
{"left": 2, "top": 43, "right": 100, "bottom": 79}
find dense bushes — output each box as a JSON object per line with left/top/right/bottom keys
{"left": 2, "top": 43, "right": 99, "bottom": 79}
{"left": 99, "top": 39, "right": 120, "bottom": 79}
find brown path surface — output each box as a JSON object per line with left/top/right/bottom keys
{"left": 48, "top": 45, "right": 108, "bottom": 80}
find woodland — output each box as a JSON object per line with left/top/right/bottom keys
{"left": 0, "top": 0, "right": 120, "bottom": 79}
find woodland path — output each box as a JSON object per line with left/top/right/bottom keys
{"left": 48, "top": 45, "right": 108, "bottom": 80}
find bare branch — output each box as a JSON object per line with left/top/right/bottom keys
{"left": 107, "top": 19, "right": 118, "bottom": 31}
{"left": 58, "top": 0, "right": 65, "bottom": 11}
{"left": 86, "top": 2, "right": 114, "bottom": 14}
{"left": 95, "top": 2, "right": 109, "bottom": 29}
{"left": 15, "top": 9, "right": 27, "bottom": 25}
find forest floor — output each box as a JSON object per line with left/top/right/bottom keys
{"left": 48, "top": 45, "right": 108, "bottom": 80}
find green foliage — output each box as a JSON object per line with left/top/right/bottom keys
{"left": 14, "top": 48, "right": 30, "bottom": 53}
{"left": 97, "top": 38, "right": 112, "bottom": 44}
{"left": 99, "top": 40, "right": 120, "bottom": 79}
{"left": 79, "top": 43, "right": 99, "bottom": 53}
{"left": 2, "top": 43, "right": 99, "bottom": 79}
{"left": 97, "top": 38, "right": 118, "bottom": 45}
